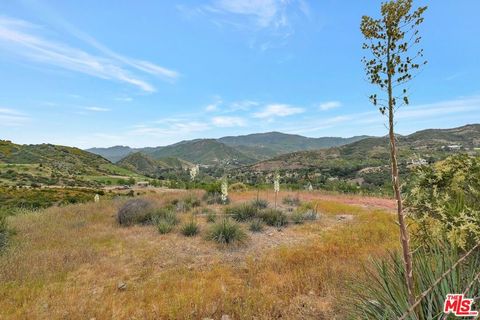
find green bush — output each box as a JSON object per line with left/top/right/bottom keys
{"left": 405, "top": 154, "right": 480, "bottom": 250}
{"left": 206, "top": 218, "right": 247, "bottom": 244}
{"left": 352, "top": 241, "right": 480, "bottom": 319}
{"left": 259, "top": 209, "right": 288, "bottom": 227}
{"left": 226, "top": 203, "right": 258, "bottom": 222}
{"left": 249, "top": 219, "right": 264, "bottom": 232}
{"left": 251, "top": 199, "right": 269, "bottom": 209}
{"left": 181, "top": 219, "right": 199, "bottom": 237}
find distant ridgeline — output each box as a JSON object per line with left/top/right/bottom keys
{"left": 1, "top": 124, "right": 479, "bottom": 197}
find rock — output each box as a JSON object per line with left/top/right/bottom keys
{"left": 117, "top": 199, "right": 155, "bottom": 226}
{"left": 308, "top": 290, "right": 315, "bottom": 296}
{"left": 221, "top": 315, "right": 231, "bottom": 320}
{"left": 267, "top": 233, "right": 274, "bottom": 237}
{"left": 117, "top": 282, "right": 127, "bottom": 290}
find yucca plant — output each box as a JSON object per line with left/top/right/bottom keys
{"left": 206, "top": 218, "right": 247, "bottom": 244}
{"left": 226, "top": 203, "right": 258, "bottom": 222}
{"left": 259, "top": 209, "right": 288, "bottom": 227}
{"left": 351, "top": 241, "right": 480, "bottom": 319}
{"left": 181, "top": 219, "right": 199, "bottom": 237}
{"left": 249, "top": 219, "right": 264, "bottom": 233}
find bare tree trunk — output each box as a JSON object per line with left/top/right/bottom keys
{"left": 387, "top": 42, "right": 415, "bottom": 307}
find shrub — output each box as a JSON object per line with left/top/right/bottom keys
{"left": 181, "top": 219, "right": 199, "bottom": 237}
{"left": 206, "top": 218, "right": 247, "bottom": 244}
{"left": 352, "top": 241, "right": 480, "bottom": 319}
{"left": 117, "top": 199, "right": 155, "bottom": 226}
{"left": 259, "top": 209, "right": 288, "bottom": 227}
{"left": 156, "top": 220, "right": 174, "bottom": 234}
{"left": 229, "top": 182, "right": 247, "bottom": 192}
{"left": 249, "top": 219, "right": 264, "bottom": 233}
{"left": 151, "top": 208, "right": 179, "bottom": 226}
{"left": 405, "top": 154, "right": 480, "bottom": 250}
{"left": 226, "top": 203, "right": 258, "bottom": 222}
{"left": 251, "top": 199, "right": 269, "bottom": 209}
{"left": 282, "top": 195, "right": 301, "bottom": 206}
{"left": 291, "top": 211, "right": 305, "bottom": 224}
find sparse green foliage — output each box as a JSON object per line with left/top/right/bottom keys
{"left": 206, "top": 218, "right": 247, "bottom": 244}
{"left": 406, "top": 154, "right": 480, "bottom": 250}
{"left": 249, "top": 219, "right": 264, "bottom": 233}
{"left": 259, "top": 209, "right": 288, "bottom": 227}
{"left": 156, "top": 220, "right": 174, "bottom": 234}
{"left": 181, "top": 219, "right": 199, "bottom": 237}
{"left": 291, "top": 211, "right": 305, "bottom": 224}
{"left": 251, "top": 199, "right": 269, "bottom": 209}
{"left": 226, "top": 203, "right": 258, "bottom": 222}
{"left": 151, "top": 208, "right": 179, "bottom": 226}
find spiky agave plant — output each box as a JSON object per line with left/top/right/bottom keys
{"left": 351, "top": 241, "right": 480, "bottom": 319}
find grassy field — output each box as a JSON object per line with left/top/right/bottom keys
{"left": 0, "top": 190, "right": 398, "bottom": 319}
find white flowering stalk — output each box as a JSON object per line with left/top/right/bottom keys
{"left": 189, "top": 165, "right": 199, "bottom": 181}
{"left": 221, "top": 178, "right": 228, "bottom": 204}
{"left": 308, "top": 183, "right": 313, "bottom": 191}
{"left": 94, "top": 194, "right": 100, "bottom": 203}
{"left": 273, "top": 172, "right": 280, "bottom": 209}
{"left": 273, "top": 173, "right": 280, "bottom": 193}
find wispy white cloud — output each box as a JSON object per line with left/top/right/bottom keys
{"left": 319, "top": 101, "right": 342, "bottom": 111}
{"left": 253, "top": 103, "right": 304, "bottom": 119}
{"left": 85, "top": 106, "right": 110, "bottom": 112}
{"left": 229, "top": 100, "right": 259, "bottom": 111}
{"left": 189, "top": 0, "right": 309, "bottom": 51}
{"left": 212, "top": 116, "right": 246, "bottom": 127}
{"left": 0, "top": 107, "right": 30, "bottom": 126}
{"left": 0, "top": 16, "right": 179, "bottom": 92}
{"left": 205, "top": 96, "right": 223, "bottom": 112}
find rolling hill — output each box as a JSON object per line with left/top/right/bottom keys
{"left": 0, "top": 140, "right": 142, "bottom": 187}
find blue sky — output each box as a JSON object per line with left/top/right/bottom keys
{"left": 0, "top": 0, "right": 479, "bottom": 148}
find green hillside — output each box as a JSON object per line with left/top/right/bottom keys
{"left": 117, "top": 152, "right": 194, "bottom": 176}
{"left": 0, "top": 140, "right": 142, "bottom": 187}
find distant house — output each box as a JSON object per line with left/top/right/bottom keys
{"left": 442, "top": 144, "right": 462, "bottom": 151}
{"left": 136, "top": 181, "right": 149, "bottom": 188}
{"left": 409, "top": 158, "right": 428, "bottom": 166}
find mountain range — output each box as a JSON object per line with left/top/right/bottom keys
{"left": 87, "top": 132, "right": 370, "bottom": 165}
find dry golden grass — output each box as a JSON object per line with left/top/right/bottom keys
{"left": 0, "top": 190, "right": 398, "bottom": 319}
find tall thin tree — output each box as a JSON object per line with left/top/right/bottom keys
{"left": 360, "top": 0, "right": 427, "bottom": 307}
